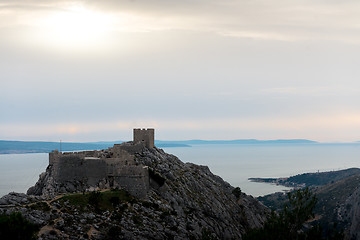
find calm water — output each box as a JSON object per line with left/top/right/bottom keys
{"left": 0, "top": 153, "right": 48, "bottom": 198}
{"left": 165, "top": 144, "right": 360, "bottom": 196}
{"left": 1, "top": 144, "right": 360, "bottom": 198}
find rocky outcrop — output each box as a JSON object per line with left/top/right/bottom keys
{"left": 135, "top": 148, "right": 269, "bottom": 236}
{"left": 27, "top": 165, "right": 64, "bottom": 197}
{"left": 1, "top": 146, "right": 269, "bottom": 239}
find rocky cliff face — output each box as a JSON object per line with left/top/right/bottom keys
{"left": 1, "top": 147, "right": 269, "bottom": 239}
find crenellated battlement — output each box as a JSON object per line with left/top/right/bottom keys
{"left": 133, "top": 128, "right": 154, "bottom": 148}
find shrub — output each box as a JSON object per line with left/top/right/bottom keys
{"left": 232, "top": 187, "right": 242, "bottom": 199}
{"left": 88, "top": 191, "right": 103, "bottom": 209}
{"left": 244, "top": 187, "right": 317, "bottom": 240}
{"left": 109, "top": 196, "right": 120, "bottom": 207}
{"left": 149, "top": 168, "right": 166, "bottom": 186}
{"left": 0, "top": 212, "right": 39, "bottom": 240}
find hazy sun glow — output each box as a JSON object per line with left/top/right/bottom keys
{"left": 38, "top": 6, "right": 114, "bottom": 49}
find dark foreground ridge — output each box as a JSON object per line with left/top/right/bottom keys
{"left": 258, "top": 168, "right": 360, "bottom": 240}
{"left": 0, "top": 129, "right": 268, "bottom": 239}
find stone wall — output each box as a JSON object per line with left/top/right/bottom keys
{"left": 114, "top": 166, "right": 150, "bottom": 198}
{"left": 112, "top": 143, "right": 144, "bottom": 156}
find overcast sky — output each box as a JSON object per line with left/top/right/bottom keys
{"left": 1, "top": 0, "right": 360, "bottom": 142}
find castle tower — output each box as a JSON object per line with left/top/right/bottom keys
{"left": 133, "top": 128, "right": 155, "bottom": 148}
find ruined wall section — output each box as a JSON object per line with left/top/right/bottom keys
{"left": 111, "top": 143, "right": 144, "bottom": 156}
{"left": 114, "top": 166, "right": 150, "bottom": 198}
{"left": 103, "top": 149, "right": 135, "bottom": 177}
{"left": 50, "top": 153, "right": 107, "bottom": 186}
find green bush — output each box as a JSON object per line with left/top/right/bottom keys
{"left": 149, "top": 168, "right": 166, "bottom": 186}
{"left": 88, "top": 191, "right": 103, "bottom": 209}
{"left": 104, "top": 226, "right": 122, "bottom": 240}
{"left": 244, "top": 187, "right": 317, "bottom": 240}
{"left": 232, "top": 187, "right": 242, "bottom": 199}
{"left": 0, "top": 212, "right": 39, "bottom": 240}
{"left": 109, "top": 196, "right": 120, "bottom": 207}
{"left": 59, "top": 189, "right": 134, "bottom": 211}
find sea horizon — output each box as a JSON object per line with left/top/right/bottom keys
{"left": 1, "top": 143, "right": 360, "bottom": 198}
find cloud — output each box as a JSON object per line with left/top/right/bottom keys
{"left": 1, "top": 0, "right": 360, "bottom": 142}
{"left": 88, "top": 0, "right": 360, "bottom": 43}
{"left": 259, "top": 86, "right": 360, "bottom": 97}
{"left": 2, "top": 0, "right": 360, "bottom": 43}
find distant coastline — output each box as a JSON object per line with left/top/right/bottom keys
{"left": 249, "top": 168, "right": 360, "bottom": 189}
{"left": 1, "top": 139, "right": 360, "bottom": 154}
{"left": 0, "top": 140, "right": 191, "bottom": 154}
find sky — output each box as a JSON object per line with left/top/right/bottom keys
{"left": 1, "top": 0, "right": 360, "bottom": 142}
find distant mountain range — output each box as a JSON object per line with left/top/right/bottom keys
{"left": 155, "top": 139, "right": 318, "bottom": 145}
{"left": 0, "top": 140, "right": 191, "bottom": 154}
{"left": 0, "top": 138, "right": 343, "bottom": 154}
{"left": 0, "top": 140, "right": 115, "bottom": 154}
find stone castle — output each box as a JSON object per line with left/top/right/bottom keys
{"left": 47, "top": 128, "right": 155, "bottom": 198}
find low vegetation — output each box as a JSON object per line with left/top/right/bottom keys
{"left": 58, "top": 189, "right": 134, "bottom": 211}
{"left": 244, "top": 188, "right": 344, "bottom": 240}
{"left": 149, "top": 168, "right": 166, "bottom": 187}
{"left": 259, "top": 172, "right": 360, "bottom": 237}
{"left": 232, "top": 187, "right": 242, "bottom": 199}
{"left": 0, "top": 212, "right": 39, "bottom": 240}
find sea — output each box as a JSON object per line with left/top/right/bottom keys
{"left": 1, "top": 143, "right": 360, "bottom": 198}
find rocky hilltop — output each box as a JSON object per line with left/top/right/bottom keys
{"left": 0, "top": 146, "right": 268, "bottom": 239}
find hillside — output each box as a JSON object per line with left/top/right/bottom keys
{"left": 258, "top": 170, "right": 360, "bottom": 240}
{"left": 0, "top": 146, "right": 268, "bottom": 239}
{"left": 288, "top": 168, "right": 360, "bottom": 186}
{"left": 314, "top": 174, "right": 360, "bottom": 239}
{"left": 250, "top": 168, "right": 360, "bottom": 188}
